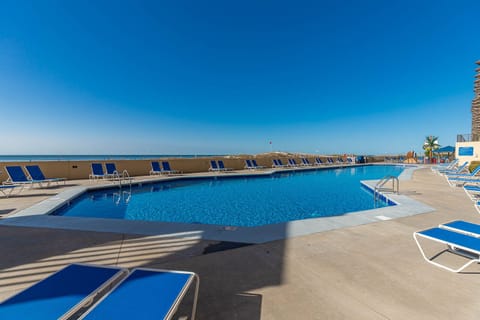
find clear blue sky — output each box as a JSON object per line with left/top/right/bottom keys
{"left": 1, "top": 0, "right": 479, "bottom": 155}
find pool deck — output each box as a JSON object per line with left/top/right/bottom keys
{"left": 1, "top": 166, "right": 480, "bottom": 319}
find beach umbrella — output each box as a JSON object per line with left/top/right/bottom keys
{"left": 433, "top": 146, "right": 455, "bottom": 153}
{"left": 433, "top": 145, "right": 455, "bottom": 163}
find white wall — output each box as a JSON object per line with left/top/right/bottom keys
{"left": 456, "top": 141, "right": 480, "bottom": 164}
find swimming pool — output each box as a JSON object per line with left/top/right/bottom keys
{"left": 53, "top": 165, "right": 404, "bottom": 227}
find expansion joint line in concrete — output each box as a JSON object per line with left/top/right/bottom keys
{"left": 114, "top": 234, "right": 127, "bottom": 266}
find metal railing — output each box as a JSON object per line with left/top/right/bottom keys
{"left": 373, "top": 175, "right": 399, "bottom": 205}
{"left": 113, "top": 170, "right": 132, "bottom": 205}
{"left": 457, "top": 133, "right": 480, "bottom": 142}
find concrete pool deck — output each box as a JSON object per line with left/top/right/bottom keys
{"left": 1, "top": 166, "right": 480, "bottom": 318}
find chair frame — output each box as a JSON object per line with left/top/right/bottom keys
{"left": 314, "top": 157, "right": 323, "bottom": 166}
{"left": 437, "top": 161, "right": 469, "bottom": 176}
{"left": 0, "top": 185, "right": 19, "bottom": 197}
{"left": 150, "top": 161, "right": 162, "bottom": 175}
{"left": 300, "top": 158, "right": 311, "bottom": 166}
{"left": 3, "top": 166, "right": 43, "bottom": 188}
{"left": 209, "top": 160, "right": 221, "bottom": 172}
{"left": 217, "top": 160, "right": 232, "bottom": 171}
{"left": 79, "top": 268, "right": 199, "bottom": 320}
{"left": 245, "top": 159, "right": 255, "bottom": 170}
{"left": 251, "top": 159, "right": 264, "bottom": 169}
{"left": 89, "top": 163, "right": 107, "bottom": 181}
{"left": 161, "top": 161, "right": 178, "bottom": 175}
{"left": 105, "top": 163, "right": 118, "bottom": 178}
{"left": 463, "top": 184, "right": 480, "bottom": 201}
{"left": 24, "top": 165, "right": 66, "bottom": 187}
{"left": 413, "top": 225, "right": 480, "bottom": 272}
{"left": 287, "top": 159, "right": 298, "bottom": 167}
{"left": 431, "top": 159, "right": 458, "bottom": 172}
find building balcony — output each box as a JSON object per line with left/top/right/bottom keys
{"left": 457, "top": 133, "right": 480, "bottom": 142}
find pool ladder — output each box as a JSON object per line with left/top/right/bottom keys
{"left": 373, "top": 175, "right": 399, "bottom": 205}
{"left": 113, "top": 170, "right": 132, "bottom": 204}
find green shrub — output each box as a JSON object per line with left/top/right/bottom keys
{"left": 468, "top": 161, "right": 480, "bottom": 173}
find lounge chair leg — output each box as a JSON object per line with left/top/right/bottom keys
{"left": 191, "top": 273, "right": 200, "bottom": 320}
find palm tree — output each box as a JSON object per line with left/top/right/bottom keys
{"left": 423, "top": 136, "right": 440, "bottom": 161}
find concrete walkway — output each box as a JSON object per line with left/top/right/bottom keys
{"left": 1, "top": 167, "right": 480, "bottom": 319}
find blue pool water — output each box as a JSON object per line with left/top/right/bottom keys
{"left": 54, "top": 165, "right": 404, "bottom": 227}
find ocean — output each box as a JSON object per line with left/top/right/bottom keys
{"left": 0, "top": 155, "right": 221, "bottom": 162}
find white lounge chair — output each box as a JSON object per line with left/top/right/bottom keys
{"left": 414, "top": 221, "right": 480, "bottom": 272}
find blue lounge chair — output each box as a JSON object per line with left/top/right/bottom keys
{"left": 413, "top": 223, "right": 480, "bottom": 272}
{"left": 150, "top": 161, "right": 162, "bottom": 175}
{"left": 446, "top": 167, "right": 480, "bottom": 187}
{"left": 463, "top": 184, "right": 480, "bottom": 201}
{"left": 0, "top": 263, "right": 127, "bottom": 320}
{"left": 475, "top": 200, "right": 480, "bottom": 214}
{"left": 105, "top": 163, "right": 131, "bottom": 181}
{"left": 314, "top": 158, "right": 323, "bottom": 165}
{"left": 251, "top": 159, "right": 264, "bottom": 169}
{"left": 25, "top": 165, "right": 66, "bottom": 186}
{"left": 161, "top": 161, "right": 178, "bottom": 174}
{"left": 431, "top": 159, "right": 458, "bottom": 172}
{"left": 89, "top": 163, "right": 107, "bottom": 180}
{"left": 301, "top": 158, "right": 311, "bottom": 166}
{"left": 80, "top": 268, "right": 199, "bottom": 320}
{"left": 217, "top": 160, "right": 232, "bottom": 171}
{"left": 105, "top": 163, "right": 118, "bottom": 177}
{"left": 209, "top": 160, "right": 221, "bottom": 172}
{"left": 278, "top": 159, "right": 288, "bottom": 167}
{"left": 245, "top": 159, "right": 255, "bottom": 170}
{"left": 440, "top": 220, "right": 480, "bottom": 237}
{"left": 288, "top": 159, "right": 298, "bottom": 167}
{"left": 272, "top": 159, "right": 286, "bottom": 168}
{"left": 446, "top": 166, "right": 480, "bottom": 178}
{"left": 4, "top": 166, "right": 44, "bottom": 188}
{"left": 438, "top": 161, "right": 468, "bottom": 175}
